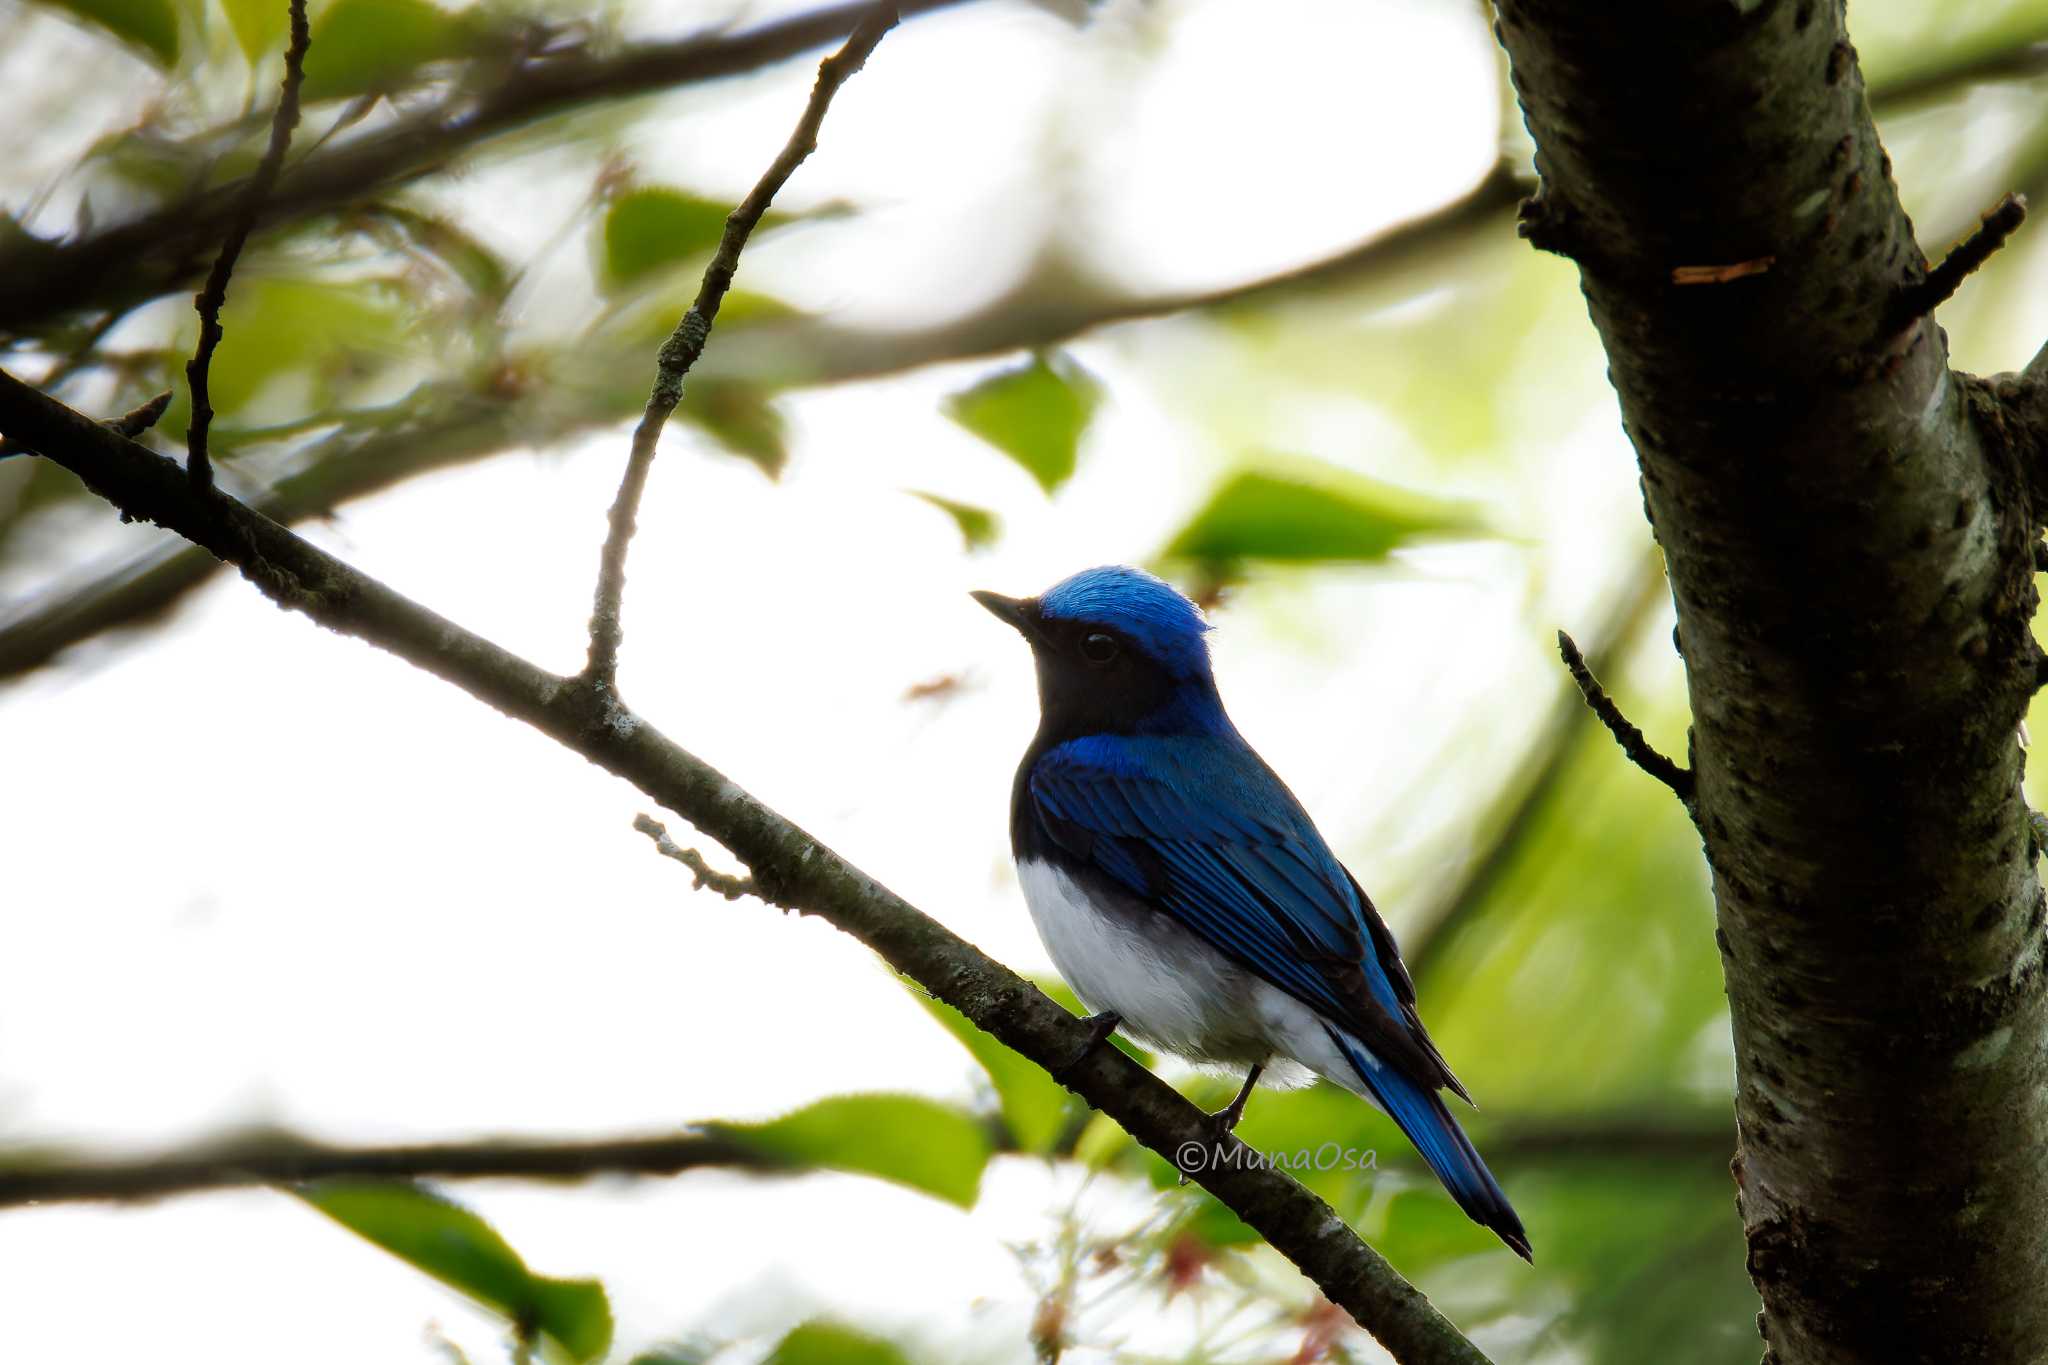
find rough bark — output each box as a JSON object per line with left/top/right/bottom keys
{"left": 1491, "top": 2, "right": 2048, "bottom": 1361}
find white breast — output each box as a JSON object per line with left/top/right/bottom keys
{"left": 1014, "top": 858, "right": 1270, "bottom": 1071}
{"left": 1015, "top": 857, "right": 1391, "bottom": 1103}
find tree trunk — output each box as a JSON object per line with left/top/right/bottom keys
{"left": 1491, "top": 2, "right": 2048, "bottom": 1360}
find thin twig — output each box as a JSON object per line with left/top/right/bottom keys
{"left": 633, "top": 813, "right": 767, "bottom": 902}
{"left": 0, "top": 365, "right": 1497, "bottom": 1365}
{"left": 183, "top": 0, "right": 312, "bottom": 491}
{"left": 1556, "top": 629, "right": 1695, "bottom": 803}
{"left": 0, "top": 1129, "right": 786, "bottom": 1208}
{"left": 582, "top": 5, "right": 898, "bottom": 689}
{"left": 1891, "top": 192, "right": 2028, "bottom": 328}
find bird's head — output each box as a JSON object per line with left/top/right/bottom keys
{"left": 972, "top": 566, "right": 1223, "bottom": 736}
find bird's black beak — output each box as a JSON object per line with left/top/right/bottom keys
{"left": 971, "top": 590, "right": 1039, "bottom": 640}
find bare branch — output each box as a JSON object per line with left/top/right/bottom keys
{"left": 0, "top": 1129, "right": 784, "bottom": 1208}
{"left": 1555, "top": 628, "right": 1694, "bottom": 805}
{"left": 183, "top": 0, "right": 312, "bottom": 491}
{"left": 582, "top": 5, "right": 898, "bottom": 690}
{"left": 0, "top": 368, "right": 1494, "bottom": 1365}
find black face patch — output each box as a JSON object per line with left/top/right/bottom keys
{"left": 1027, "top": 616, "right": 1181, "bottom": 741}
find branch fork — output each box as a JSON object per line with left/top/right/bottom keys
{"left": 580, "top": 6, "right": 899, "bottom": 691}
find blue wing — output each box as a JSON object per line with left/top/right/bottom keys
{"left": 1024, "top": 732, "right": 1469, "bottom": 1101}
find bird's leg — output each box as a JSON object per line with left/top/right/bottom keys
{"left": 1051, "top": 1010, "right": 1123, "bottom": 1084}
{"left": 1208, "top": 1063, "right": 1264, "bottom": 1138}
{"left": 1177, "top": 1064, "right": 1266, "bottom": 1186}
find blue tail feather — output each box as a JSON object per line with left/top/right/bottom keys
{"left": 1328, "top": 1027, "right": 1531, "bottom": 1261}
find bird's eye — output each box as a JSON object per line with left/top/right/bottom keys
{"left": 1081, "top": 632, "right": 1120, "bottom": 664}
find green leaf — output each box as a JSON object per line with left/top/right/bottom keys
{"left": 768, "top": 1321, "right": 912, "bottom": 1365}
{"left": 301, "top": 1182, "right": 612, "bottom": 1362}
{"left": 602, "top": 189, "right": 735, "bottom": 289}
{"left": 714, "top": 289, "right": 799, "bottom": 327}
{"left": 708, "top": 1094, "right": 993, "bottom": 1208}
{"left": 943, "top": 352, "right": 1101, "bottom": 494}
{"left": 218, "top": 0, "right": 284, "bottom": 63}
{"left": 1161, "top": 465, "right": 1481, "bottom": 570}
{"left": 624, "top": 1347, "right": 714, "bottom": 1365}
{"left": 170, "top": 275, "right": 406, "bottom": 440}
{"left": 677, "top": 380, "right": 786, "bottom": 477}
{"left": 301, "top": 0, "right": 470, "bottom": 101}
{"left": 907, "top": 491, "right": 1000, "bottom": 551}
{"left": 37, "top": 0, "right": 179, "bottom": 63}
{"left": 911, "top": 991, "right": 1068, "bottom": 1152}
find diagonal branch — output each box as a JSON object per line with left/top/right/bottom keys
{"left": 583, "top": 5, "right": 897, "bottom": 689}
{"left": 184, "top": 0, "right": 312, "bottom": 491}
{"left": 0, "top": 368, "right": 1494, "bottom": 1365}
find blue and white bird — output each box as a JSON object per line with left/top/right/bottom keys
{"left": 974, "top": 565, "right": 1528, "bottom": 1260}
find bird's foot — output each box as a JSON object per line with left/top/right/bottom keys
{"left": 1208, "top": 1063, "right": 1262, "bottom": 1138}
{"left": 1178, "top": 1064, "right": 1264, "bottom": 1185}
{"left": 1050, "top": 1010, "right": 1122, "bottom": 1085}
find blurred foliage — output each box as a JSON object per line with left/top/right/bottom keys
{"left": 767, "top": 1321, "right": 914, "bottom": 1365}
{"left": 907, "top": 491, "right": 1001, "bottom": 551}
{"left": 1421, "top": 703, "right": 1722, "bottom": 1114}
{"left": 302, "top": 1181, "right": 613, "bottom": 1362}
{"left": 1161, "top": 463, "right": 1483, "bottom": 574}
{"left": 220, "top": 0, "right": 287, "bottom": 63}
{"left": 10, "top": 0, "right": 2048, "bottom": 1361}
{"left": 673, "top": 378, "right": 790, "bottom": 478}
{"left": 42, "top": 0, "right": 178, "bottom": 63}
{"left": 915, "top": 991, "right": 1073, "bottom": 1152}
{"left": 706, "top": 1093, "right": 993, "bottom": 1209}
{"left": 597, "top": 187, "right": 798, "bottom": 292}
{"left": 301, "top": 0, "right": 485, "bottom": 101}
{"left": 602, "top": 187, "right": 733, "bottom": 289}
{"left": 943, "top": 352, "right": 1102, "bottom": 494}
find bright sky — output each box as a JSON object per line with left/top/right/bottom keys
{"left": 0, "top": 1, "right": 1653, "bottom": 1360}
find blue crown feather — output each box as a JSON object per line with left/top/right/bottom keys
{"left": 1037, "top": 566, "right": 1212, "bottom": 678}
